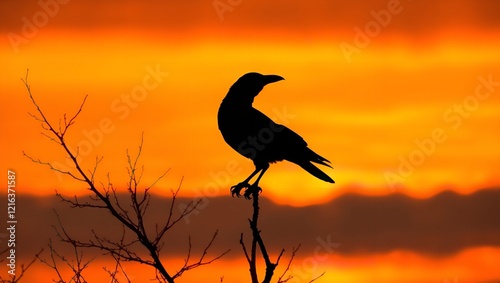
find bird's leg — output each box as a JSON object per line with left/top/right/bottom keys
{"left": 244, "top": 164, "right": 269, "bottom": 199}
{"left": 231, "top": 168, "right": 261, "bottom": 197}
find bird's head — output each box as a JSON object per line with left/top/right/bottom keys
{"left": 225, "top": 72, "right": 284, "bottom": 104}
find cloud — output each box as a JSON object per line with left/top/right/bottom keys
{"left": 12, "top": 187, "right": 500, "bottom": 261}
{"left": 2, "top": 0, "right": 500, "bottom": 37}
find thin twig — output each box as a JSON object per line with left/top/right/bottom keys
{"left": 277, "top": 245, "right": 301, "bottom": 283}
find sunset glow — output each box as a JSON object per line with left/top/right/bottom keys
{"left": 3, "top": 33, "right": 500, "bottom": 203}
{"left": 15, "top": 248, "right": 500, "bottom": 283}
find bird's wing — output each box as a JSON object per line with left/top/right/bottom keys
{"left": 251, "top": 108, "right": 308, "bottom": 147}
{"left": 270, "top": 123, "right": 334, "bottom": 183}
{"left": 265, "top": 118, "right": 332, "bottom": 167}
{"left": 234, "top": 107, "right": 334, "bottom": 183}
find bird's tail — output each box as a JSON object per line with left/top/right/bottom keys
{"left": 306, "top": 147, "right": 333, "bottom": 168}
{"left": 297, "top": 147, "right": 334, "bottom": 183}
{"left": 288, "top": 148, "right": 334, "bottom": 183}
{"left": 296, "top": 160, "right": 334, "bottom": 183}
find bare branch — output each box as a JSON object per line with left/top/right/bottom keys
{"left": 239, "top": 233, "right": 251, "bottom": 264}
{"left": 104, "top": 253, "right": 134, "bottom": 283}
{"left": 89, "top": 155, "right": 104, "bottom": 184}
{"left": 38, "top": 235, "right": 95, "bottom": 283}
{"left": 37, "top": 239, "right": 65, "bottom": 282}
{"left": 55, "top": 192, "right": 108, "bottom": 209}
{"left": 0, "top": 248, "right": 43, "bottom": 283}
{"left": 23, "top": 71, "right": 227, "bottom": 283}
{"left": 240, "top": 189, "right": 285, "bottom": 283}
{"left": 277, "top": 245, "right": 300, "bottom": 283}
{"left": 61, "top": 96, "right": 88, "bottom": 137}
{"left": 173, "top": 230, "right": 230, "bottom": 280}
{"left": 22, "top": 69, "right": 88, "bottom": 141}
{"left": 23, "top": 151, "right": 86, "bottom": 182}
{"left": 309, "top": 272, "right": 326, "bottom": 283}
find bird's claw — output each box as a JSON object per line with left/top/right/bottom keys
{"left": 230, "top": 183, "right": 262, "bottom": 199}
{"left": 230, "top": 182, "right": 250, "bottom": 198}
{"left": 243, "top": 184, "right": 262, "bottom": 199}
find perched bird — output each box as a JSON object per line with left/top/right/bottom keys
{"left": 218, "top": 72, "right": 334, "bottom": 198}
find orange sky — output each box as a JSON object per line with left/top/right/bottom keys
{"left": 1, "top": 0, "right": 500, "bottom": 282}
{"left": 2, "top": 33, "right": 499, "bottom": 204}
{"left": 13, "top": 247, "right": 500, "bottom": 283}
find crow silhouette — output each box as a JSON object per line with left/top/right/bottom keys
{"left": 218, "top": 72, "right": 334, "bottom": 199}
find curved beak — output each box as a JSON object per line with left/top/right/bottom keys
{"left": 263, "top": 74, "right": 284, "bottom": 85}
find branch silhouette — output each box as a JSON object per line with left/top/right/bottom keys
{"left": 238, "top": 191, "right": 325, "bottom": 283}
{"left": 0, "top": 248, "right": 43, "bottom": 283}
{"left": 239, "top": 190, "right": 284, "bottom": 283}
{"left": 37, "top": 237, "right": 94, "bottom": 283}
{"left": 22, "top": 70, "right": 229, "bottom": 282}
